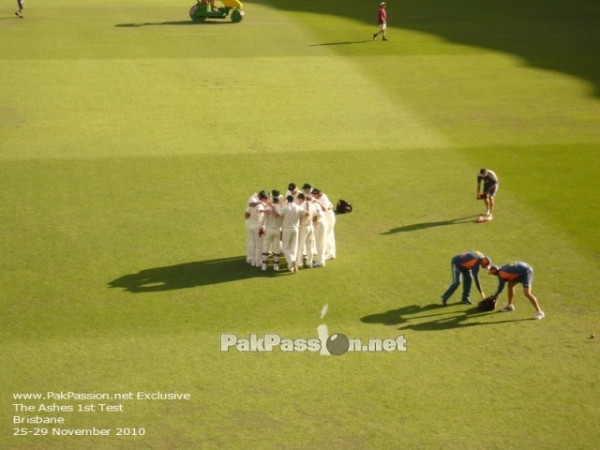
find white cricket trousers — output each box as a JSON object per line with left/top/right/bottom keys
{"left": 296, "top": 224, "right": 315, "bottom": 267}
{"left": 281, "top": 228, "right": 299, "bottom": 268}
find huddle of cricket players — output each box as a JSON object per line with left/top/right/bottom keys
{"left": 245, "top": 182, "right": 336, "bottom": 273}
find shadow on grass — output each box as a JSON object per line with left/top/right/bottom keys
{"left": 361, "top": 303, "right": 529, "bottom": 331}
{"left": 310, "top": 40, "right": 370, "bottom": 46}
{"left": 108, "top": 256, "right": 283, "bottom": 293}
{"left": 381, "top": 215, "right": 479, "bottom": 234}
{"left": 115, "top": 21, "right": 235, "bottom": 27}
{"left": 248, "top": 0, "right": 600, "bottom": 97}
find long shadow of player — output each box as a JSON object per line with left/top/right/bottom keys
{"left": 108, "top": 256, "right": 280, "bottom": 293}
{"left": 381, "top": 215, "right": 480, "bottom": 234}
{"left": 361, "top": 304, "right": 443, "bottom": 326}
{"left": 361, "top": 304, "right": 529, "bottom": 331}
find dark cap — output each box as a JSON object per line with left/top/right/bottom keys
{"left": 302, "top": 183, "right": 312, "bottom": 190}
{"left": 311, "top": 188, "right": 321, "bottom": 195}
{"left": 288, "top": 183, "right": 296, "bottom": 191}
{"left": 286, "top": 195, "right": 294, "bottom": 202}
{"left": 271, "top": 190, "right": 280, "bottom": 197}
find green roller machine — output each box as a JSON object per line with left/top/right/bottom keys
{"left": 189, "top": 0, "right": 245, "bottom": 23}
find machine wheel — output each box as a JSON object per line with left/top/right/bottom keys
{"left": 189, "top": 5, "right": 207, "bottom": 22}
{"left": 230, "top": 8, "right": 244, "bottom": 23}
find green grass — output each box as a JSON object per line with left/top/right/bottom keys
{"left": 1, "top": 1, "right": 600, "bottom": 449}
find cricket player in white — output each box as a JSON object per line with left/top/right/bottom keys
{"left": 313, "top": 189, "right": 336, "bottom": 260}
{"left": 245, "top": 192, "right": 259, "bottom": 264}
{"left": 295, "top": 193, "right": 315, "bottom": 269}
{"left": 301, "top": 183, "right": 317, "bottom": 257}
{"left": 311, "top": 197, "right": 326, "bottom": 267}
{"left": 248, "top": 192, "right": 268, "bottom": 267}
{"left": 261, "top": 191, "right": 283, "bottom": 271}
{"left": 285, "top": 182, "right": 300, "bottom": 201}
{"left": 300, "top": 183, "right": 313, "bottom": 198}
{"left": 279, "top": 195, "right": 307, "bottom": 273}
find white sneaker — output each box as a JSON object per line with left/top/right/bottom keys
{"left": 534, "top": 311, "right": 545, "bottom": 320}
{"left": 501, "top": 304, "right": 515, "bottom": 312}
{"left": 487, "top": 215, "right": 493, "bottom": 220}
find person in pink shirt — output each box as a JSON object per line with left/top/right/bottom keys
{"left": 373, "top": 2, "right": 388, "bottom": 41}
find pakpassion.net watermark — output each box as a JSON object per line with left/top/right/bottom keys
{"left": 220, "top": 326, "right": 406, "bottom": 356}
{"left": 220, "top": 304, "right": 406, "bottom": 356}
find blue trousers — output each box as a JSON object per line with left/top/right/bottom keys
{"left": 441, "top": 263, "right": 472, "bottom": 302}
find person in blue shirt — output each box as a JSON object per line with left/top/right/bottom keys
{"left": 441, "top": 251, "right": 492, "bottom": 305}
{"left": 488, "top": 262, "right": 545, "bottom": 320}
